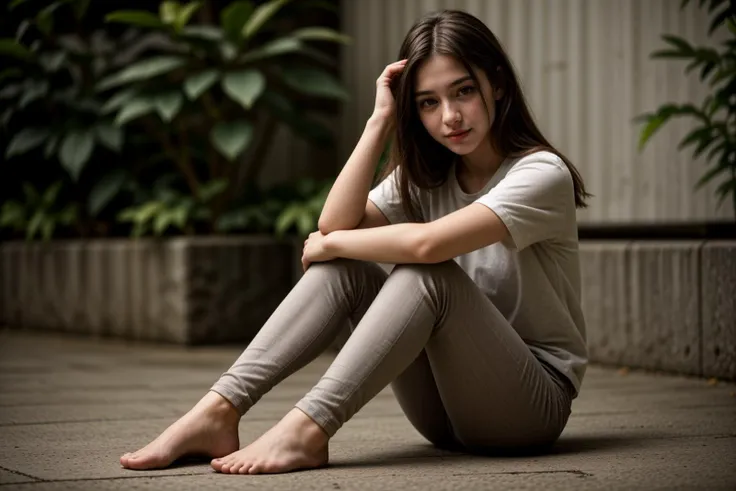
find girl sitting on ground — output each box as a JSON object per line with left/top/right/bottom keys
{"left": 120, "top": 8, "right": 590, "bottom": 475}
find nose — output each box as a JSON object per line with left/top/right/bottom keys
{"left": 441, "top": 101, "right": 461, "bottom": 127}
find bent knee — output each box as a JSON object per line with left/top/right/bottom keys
{"left": 307, "top": 258, "right": 387, "bottom": 281}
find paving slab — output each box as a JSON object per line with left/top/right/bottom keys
{"left": 0, "top": 329, "right": 735, "bottom": 490}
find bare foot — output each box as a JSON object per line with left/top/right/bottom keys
{"left": 120, "top": 391, "right": 240, "bottom": 470}
{"left": 211, "top": 408, "right": 329, "bottom": 474}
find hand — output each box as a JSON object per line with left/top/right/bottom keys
{"left": 301, "top": 230, "right": 336, "bottom": 272}
{"left": 372, "top": 59, "right": 407, "bottom": 122}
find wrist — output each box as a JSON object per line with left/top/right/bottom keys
{"left": 323, "top": 230, "right": 342, "bottom": 255}
{"left": 367, "top": 112, "right": 393, "bottom": 131}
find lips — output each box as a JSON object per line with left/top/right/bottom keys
{"left": 446, "top": 129, "right": 471, "bottom": 141}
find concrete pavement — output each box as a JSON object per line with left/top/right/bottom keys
{"left": 0, "top": 328, "right": 734, "bottom": 490}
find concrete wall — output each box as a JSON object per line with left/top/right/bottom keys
{"left": 580, "top": 240, "right": 735, "bottom": 380}
{"left": 2, "top": 239, "right": 733, "bottom": 379}
{"left": 339, "top": 0, "right": 735, "bottom": 224}
{"left": 0, "top": 238, "right": 295, "bottom": 345}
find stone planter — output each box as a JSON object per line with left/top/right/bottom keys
{"left": 580, "top": 240, "right": 736, "bottom": 381}
{"left": 0, "top": 236, "right": 298, "bottom": 344}
{"left": 1, "top": 236, "right": 733, "bottom": 380}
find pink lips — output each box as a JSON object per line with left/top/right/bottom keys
{"left": 446, "top": 129, "right": 471, "bottom": 142}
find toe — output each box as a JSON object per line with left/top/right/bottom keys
{"left": 230, "top": 461, "right": 244, "bottom": 474}
{"left": 238, "top": 465, "right": 249, "bottom": 474}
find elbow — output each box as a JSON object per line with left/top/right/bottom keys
{"left": 412, "top": 230, "right": 439, "bottom": 264}
{"left": 317, "top": 219, "right": 332, "bottom": 235}
{"left": 317, "top": 215, "right": 340, "bottom": 235}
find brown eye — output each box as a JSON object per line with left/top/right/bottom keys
{"left": 458, "top": 86, "right": 476, "bottom": 96}
{"left": 419, "top": 99, "right": 437, "bottom": 108}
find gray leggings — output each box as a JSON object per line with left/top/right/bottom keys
{"left": 211, "top": 258, "right": 573, "bottom": 450}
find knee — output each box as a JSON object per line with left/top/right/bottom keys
{"left": 307, "top": 258, "right": 387, "bottom": 284}
{"left": 390, "top": 260, "right": 464, "bottom": 285}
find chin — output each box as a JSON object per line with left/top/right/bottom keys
{"left": 446, "top": 139, "right": 482, "bottom": 156}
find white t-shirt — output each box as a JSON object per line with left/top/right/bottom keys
{"left": 367, "top": 151, "right": 588, "bottom": 395}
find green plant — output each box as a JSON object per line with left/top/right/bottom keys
{"left": 272, "top": 178, "right": 332, "bottom": 236}
{"left": 0, "top": 0, "right": 155, "bottom": 227}
{"left": 636, "top": 0, "right": 736, "bottom": 217}
{"left": 0, "top": 182, "right": 78, "bottom": 240}
{"left": 98, "top": 0, "right": 350, "bottom": 235}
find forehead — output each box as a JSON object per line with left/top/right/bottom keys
{"left": 414, "top": 54, "right": 479, "bottom": 91}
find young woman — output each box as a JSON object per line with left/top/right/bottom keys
{"left": 120, "top": 9, "right": 590, "bottom": 475}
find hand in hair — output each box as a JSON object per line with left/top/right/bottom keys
{"left": 373, "top": 59, "right": 407, "bottom": 123}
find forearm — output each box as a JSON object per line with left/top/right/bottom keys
{"left": 318, "top": 116, "right": 392, "bottom": 234}
{"left": 324, "top": 223, "right": 432, "bottom": 264}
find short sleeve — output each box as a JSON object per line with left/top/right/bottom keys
{"left": 367, "top": 167, "right": 424, "bottom": 224}
{"left": 474, "top": 152, "right": 574, "bottom": 251}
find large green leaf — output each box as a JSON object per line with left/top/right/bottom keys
{"left": 275, "top": 202, "right": 301, "bottom": 236}
{"left": 292, "top": 27, "right": 351, "bottom": 44}
{"left": 19, "top": 80, "right": 49, "bottom": 108}
{"left": 243, "top": 0, "right": 289, "bottom": 39}
{"left": 174, "top": 1, "right": 202, "bottom": 31}
{"left": 222, "top": 69, "right": 265, "bottom": 110}
{"left": 106, "top": 11, "right": 166, "bottom": 29}
{"left": 0, "top": 39, "right": 32, "bottom": 59}
{"left": 60, "top": 128, "right": 95, "bottom": 181}
{"left": 159, "top": 1, "right": 179, "bottom": 24}
{"left": 221, "top": 0, "right": 254, "bottom": 42}
{"left": 239, "top": 37, "right": 302, "bottom": 63}
{"left": 184, "top": 69, "right": 219, "bottom": 100}
{"left": 97, "top": 56, "right": 186, "bottom": 91}
{"left": 26, "top": 210, "right": 45, "bottom": 240}
{"left": 636, "top": 104, "right": 705, "bottom": 150}
{"left": 154, "top": 91, "right": 183, "bottom": 122}
{"left": 44, "top": 134, "right": 59, "bottom": 159}
{"left": 660, "top": 34, "right": 694, "bottom": 55}
{"left": 280, "top": 66, "right": 349, "bottom": 101}
{"left": 88, "top": 168, "right": 128, "bottom": 216}
{"left": 94, "top": 122, "right": 123, "bottom": 152}
{"left": 42, "top": 181, "right": 63, "bottom": 207}
{"left": 36, "top": 3, "right": 61, "bottom": 37}
{"left": 39, "top": 51, "right": 66, "bottom": 72}
{"left": 5, "top": 128, "right": 49, "bottom": 158}
{"left": 101, "top": 88, "right": 138, "bottom": 113}
{"left": 115, "top": 97, "right": 155, "bottom": 125}
{"left": 198, "top": 179, "right": 228, "bottom": 202}
{"left": 181, "top": 25, "right": 223, "bottom": 41}
{"left": 210, "top": 120, "right": 253, "bottom": 161}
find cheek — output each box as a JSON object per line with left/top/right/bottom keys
{"left": 419, "top": 112, "right": 441, "bottom": 137}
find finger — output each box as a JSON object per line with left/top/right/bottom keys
{"left": 378, "top": 61, "right": 407, "bottom": 80}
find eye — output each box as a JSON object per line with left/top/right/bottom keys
{"left": 458, "top": 85, "right": 476, "bottom": 96}
{"left": 418, "top": 98, "right": 437, "bottom": 109}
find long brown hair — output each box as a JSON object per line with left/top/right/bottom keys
{"left": 378, "top": 9, "right": 591, "bottom": 221}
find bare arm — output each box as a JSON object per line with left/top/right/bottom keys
{"left": 317, "top": 116, "right": 392, "bottom": 234}
{"left": 318, "top": 59, "right": 406, "bottom": 234}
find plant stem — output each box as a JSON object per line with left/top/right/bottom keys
{"left": 236, "top": 113, "right": 277, "bottom": 193}
{"left": 144, "top": 119, "right": 201, "bottom": 198}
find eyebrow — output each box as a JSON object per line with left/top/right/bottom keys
{"left": 415, "top": 75, "right": 474, "bottom": 97}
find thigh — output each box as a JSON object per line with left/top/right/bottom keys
{"left": 396, "top": 261, "right": 572, "bottom": 449}
{"left": 390, "top": 350, "right": 458, "bottom": 449}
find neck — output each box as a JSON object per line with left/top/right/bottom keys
{"left": 459, "top": 136, "right": 504, "bottom": 178}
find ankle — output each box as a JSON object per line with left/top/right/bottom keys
{"left": 201, "top": 391, "right": 240, "bottom": 422}
{"left": 292, "top": 408, "right": 329, "bottom": 445}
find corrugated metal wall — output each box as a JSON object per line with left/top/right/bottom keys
{"left": 340, "top": 0, "right": 734, "bottom": 225}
